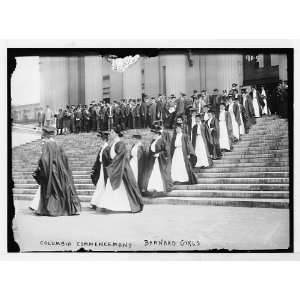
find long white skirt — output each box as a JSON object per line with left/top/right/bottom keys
{"left": 262, "top": 99, "right": 269, "bottom": 115}
{"left": 29, "top": 186, "right": 40, "bottom": 211}
{"left": 253, "top": 98, "right": 261, "bottom": 117}
{"left": 130, "top": 157, "right": 138, "bottom": 183}
{"left": 147, "top": 158, "right": 164, "bottom": 192}
{"left": 99, "top": 178, "right": 131, "bottom": 211}
{"left": 171, "top": 147, "right": 189, "bottom": 182}
{"left": 195, "top": 135, "right": 209, "bottom": 167}
{"left": 91, "top": 166, "right": 106, "bottom": 207}
{"left": 239, "top": 112, "right": 245, "bottom": 135}
{"left": 229, "top": 112, "right": 240, "bottom": 140}
{"left": 219, "top": 120, "right": 231, "bottom": 150}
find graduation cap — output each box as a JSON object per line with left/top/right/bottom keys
{"left": 42, "top": 126, "right": 56, "bottom": 136}
{"left": 132, "top": 134, "right": 142, "bottom": 139}
{"left": 150, "top": 125, "right": 162, "bottom": 134}
{"left": 195, "top": 113, "right": 201, "bottom": 118}
{"left": 97, "top": 131, "right": 110, "bottom": 139}
{"left": 180, "top": 92, "right": 186, "bottom": 96}
{"left": 153, "top": 120, "right": 163, "bottom": 126}
{"left": 170, "top": 94, "right": 176, "bottom": 98}
{"left": 232, "top": 83, "right": 238, "bottom": 87}
{"left": 193, "top": 90, "right": 198, "bottom": 93}
{"left": 112, "top": 126, "right": 123, "bottom": 137}
{"left": 213, "top": 88, "right": 219, "bottom": 92}
{"left": 175, "top": 122, "right": 183, "bottom": 128}
{"left": 201, "top": 90, "right": 206, "bottom": 93}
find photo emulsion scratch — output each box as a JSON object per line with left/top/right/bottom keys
{"left": 7, "top": 48, "right": 293, "bottom": 253}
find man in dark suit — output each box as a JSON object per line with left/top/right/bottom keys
{"left": 140, "top": 98, "right": 148, "bottom": 128}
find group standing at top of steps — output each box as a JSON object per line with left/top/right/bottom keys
{"left": 28, "top": 82, "right": 289, "bottom": 216}
{"left": 34, "top": 82, "right": 289, "bottom": 136}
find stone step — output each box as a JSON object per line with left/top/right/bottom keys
{"left": 209, "top": 162, "right": 289, "bottom": 167}
{"left": 144, "top": 197, "right": 289, "bottom": 209}
{"left": 13, "top": 174, "right": 91, "bottom": 180}
{"left": 196, "top": 177, "right": 289, "bottom": 184}
{"left": 221, "top": 153, "right": 289, "bottom": 159}
{"left": 173, "top": 183, "right": 289, "bottom": 191}
{"left": 167, "top": 189, "right": 289, "bottom": 199}
{"left": 14, "top": 183, "right": 95, "bottom": 190}
{"left": 14, "top": 193, "right": 92, "bottom": 202}
{"left": 13, "top": 188, "right": 95, "bottom": 195}
{"left": 13, "top": 178, "right": 93, "bottom": 185}
{"left": 196, "top": 171, "right": 289, "bottom": 178}
{"left": 212, "top": 157, "right": 288, "bottom": 164}
{"left": 13, "top": 194, "right": 289, "bottom": 209}
{"left": 197, "top": 166, "right": 289, "bottom": 173}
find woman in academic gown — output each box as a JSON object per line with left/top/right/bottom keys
{"left": 89, "top": 131, "right": 111, "bottom": 209}
{"left": 171, "top": 123, "right": 197, "bottom": 184}
{"left": 218, "top": 103, "right": 233, "bottom": 152}
{"left": 30, "top": 126, "right": 81, "bottom": 216}
{"left": 191, "top": 114, "right": 212, "bottom": 168}
{"left": 146, "top": 125, "right": 173, "bottom": 194}
{"left": 227, "top": 95, "right": 241, "bottom": 142}
{"left": 241, "top": 89, "right": 256, "bottom": 132}
{"left": 130, "top": 134, "right": 145, "bottom": 191}
{"left": 234, "top": 98, "right": 245, "bottom": 136}
{"left": 205, "top": 110, "right": 222, "bottom": 160}
{"left": 249, "top": 86, "right": 264, "bottom": 118}
{"left": 98, "top": 127, "right": 143, "bottom": 213}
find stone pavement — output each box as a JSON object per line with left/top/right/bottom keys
{"left": 12, "top": 127, "right": 41, "bottom": 148}
{"left": 13, "top": 202, "right": 290, "bottom": 252}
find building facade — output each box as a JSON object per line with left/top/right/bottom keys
{"left": 37, "top": 51, "right": 288, "bottom": 112}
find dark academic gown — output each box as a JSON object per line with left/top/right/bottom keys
{"left": 243, "top": 95, "right": 256, "bottom": 127}
{"left": 171, "top": 133, "right": 197, "bottom": 184}
{"left": 191, "top": 123, "right": 212, "bottom": 166}
{"left": 106, "top": 141, "right": 143, "bottom": 213}
{"left": 205, "top": 117, "right": 222, "bottom": 159}
{"left": 209, "top": 94, "right": 222, "bottom": 114}
{"left": 32, "top": 139, "right": 81, "bottom": 216}
{"left": 130, "top": 143, "right": 145, "bottom": 191}
{"left": 146, "top": 137, "right": 173, "bottom": 192}
{"left": 90, "top": 145, "right": 111, "bottom": 186}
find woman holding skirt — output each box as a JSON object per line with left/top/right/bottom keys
{"left": 98, "top": 127, "right": 143, "bottom": 213}
{"left": 227, "top": 95, "right": 241, "bottom": 142}
{"left": 218, "top": 103, "right": 233, "bottom": 152}
{"left": 146, "top": 125, "right": 173, "bottom": 194}
{"left": 90, "top": 131, "right": 111, "bottom": 209}
{"left": 130, "top": 134, "right": 144, "bottom": 191}
{"left": 30, "top": 126, "right": 81, "bottom": 216}
{"left": 171, "top": 123, "right": 197, "bottom": 184}
{"left": 191, "top": 114, "right": 211, "bottom": 168}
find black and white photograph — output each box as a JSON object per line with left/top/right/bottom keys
{"left": 7, "top": 47, "right": 293, "bottom": 253}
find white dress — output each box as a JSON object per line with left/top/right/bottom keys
{"left": 130, "top": 143, "right": 141, "bottom": 183}
{"left": 194, "top": 124, "right": 209, "bottom": 167}
{"left": 147, "top": 138, "right": 164, "bottom": 192}
{"left": 239, "top": 105, "right": 245, "bottom": 135}
{"left": 171, "top": 133, "right": 189, "bottom": 182}
{"left": 91, "top": 143, "right": 108, "bottom": 207}
{"left": 29, "top": 186, "right": 40, "bottom": 211}
{"left": 98, "top": 141, "right": 131, "bottom": 211}
{"left": 228, "top": 103, "right": 240, "bottom": 140}
{"left": 219, "top": 111, "right": 231, "bottom": 150}
{"left": 252, "top": 90, "right": 261, "bottom": 118}
{"left": 261, "top": 89, "right": 269, "bottom": 115}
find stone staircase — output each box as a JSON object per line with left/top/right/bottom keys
{"left": 12, "top": 116, "right": 290, "bottom": 209}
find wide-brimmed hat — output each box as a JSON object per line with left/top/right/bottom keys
{"left": 150, "top": 125, "right": 162, "bottom": 134}
{"left": 97, "top": 131, "right": 110, "bottom": 138}
{"left": 42, "top": 126, "right": 56, "bottom": 135}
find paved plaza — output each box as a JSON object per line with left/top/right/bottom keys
{"left": 13, "top": 201, "right": 290, "bottom": 252}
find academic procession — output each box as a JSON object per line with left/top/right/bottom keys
{"left": 12, "top": 51, "right": 290, "bottom": 217}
